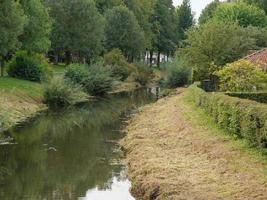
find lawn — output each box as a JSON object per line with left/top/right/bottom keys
{"left": 0, "top": 77, "right": 43, "bottom": 99}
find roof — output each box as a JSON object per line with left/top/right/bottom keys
{"left": 244, "top": 48, "right": 267, "bottom": 71}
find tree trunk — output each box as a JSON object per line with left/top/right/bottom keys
{"left": 149, "top": 51, "right": 153, "bottom": 67}
{"left": 65, "top": 50, "right": 72, "bottom": 65}
{"left": 157, "top": 51, "right": 160, "bottom": 68}
{"left": 0, "top": 58, "right": 4, "bottom": 77}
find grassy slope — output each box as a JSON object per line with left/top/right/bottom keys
{"left": 0, "top": 77, "right": 45, "bottom": 132}
{"left": 121, "top": 88, "right": 267, "bottom": 200}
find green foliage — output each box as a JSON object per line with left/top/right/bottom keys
{"left": 0, "top": 0, "right": 27, "bottom": 75}
{"left": 163, "top": 58, "right": 191, "bottom": 88}
{"left": 20, "top": 0, "right": 52, "bottom": 53}
{"left": 43, "top": 77, "right": 88, "bottom": 108}
{"left": 94, "top": 0, "right": 123, "bottom": 13}
{"left": 213, "top": 2, "right": 267, "bottom": 27}
{"left": 243, "top": 0, "right": 267, "bottom": 14}
{"left": 216, "top": 59, "right": 267, "bottom": 92}
{"left": 64, "top": 64, "right": 87, "bottom": 84}
{"left": 105, "top": 6, "right": 145, "bottom": 60}
{"left": 189, "top": 84, "right": 267, "bottom": 148}
{"left": 64, "top": 63, "right": 114, "bottom": 96}
{"left": 180, "top": 21, "right": 256, "bottom": 80}
{"left": 226, "top": 92, "right": 267, "bottom": 104}
{"left": 47, "top": 0, "right": 105, "bottom": 61}
{"left": 132, "top": 63, "right": 152, "bottom": 86}
{"left": 7, "top": 51, "right": 51, "bottom": 82}
{"left": 175, "top": 0, "right": 194, "bottom": 42}
{"left": 151, "top": 0, "right": 176, "bottom": 56}
{"left": 199, "top": 0, "right": 220, "bottom": 25}
{"left": 103, "top": 49, "right": 134, "bottom": 80}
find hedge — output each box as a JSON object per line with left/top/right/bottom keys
{"left": 188, "top": 84, "right": 267, "bottom": 148}
{"left": 226, "top": 92, "right": 267, "bottom": 104}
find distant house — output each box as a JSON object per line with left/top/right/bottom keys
{"left": 244, "top": 48, "right": 267, "bottom": 72}
{"left": 144, "top": 51, "right": 168, "bottom": 66}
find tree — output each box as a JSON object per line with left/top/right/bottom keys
{"left": 151, "top": 0, "right": 176, "bottom": 66}
{"left": 198, "top": 0, "right": 220, "bottom": 25}
{"left": 19, "top": 0, "right": 52, "bottom": 53}
{"left": 175, "top": 0, "right": 194, "bottom": 43}
{"left": 124, "top": 0, "right": 155, "bottom": 50}
{"left": 46, "top": 0, "right": 105, "bottom": 63}
{"left": 213, "top": 2, "right": 267, "bottom": 27}
{"left": 0, "top": 0, "right": 26, "bottom": 76}
{"left": 180, "top": 21, "right": 256, "bottom": 80}
{"left": 216, "top": 59, "right": 267, "bottom": 92}
{"left": 94, "top": 0, "right": 123, "bottom": 13}
{"left": 105, "top": 6, "right": 145, "bottom": 61}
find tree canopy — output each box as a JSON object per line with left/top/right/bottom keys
{"left": 20, "top": 0, "right": 52, "bottom": 53}
{"left": 198, "top": 0, "right": 220, "bottom": 25}
{"left": 105, "top": 6, "right": 145, "bottom": 61}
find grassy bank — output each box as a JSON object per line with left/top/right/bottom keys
{"left": 0, "top": 77, "right": 45, "bottom": 133}
{"left": 121, "top": 88, "right": 267, "bottom": 200}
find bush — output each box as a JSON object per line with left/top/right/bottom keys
{"left": 216, "top": 59, "right": 267, "bottom": 92}
{"left": 7, "top": 51, "right": 51, "bottom": 82}
{"left": 226, "top": 92, "right": 267, "bottom": 104}
{"left": 163, "top": 59, "right": 191, "bottom": 88}
{"left": 188, "top": 84, "right": 267, "bottom": 148}
{"left": 64, "top": 62, "right": 114, "bottom": 96}
{"left": 64, "top": 64, "right": 87, "bottom": 84}
{"left": 43, "top": 77, "right": 88, "bottom": 108}
{"left": 132, "top": 63, "right": 153, "bottom": 86}
{"left": 104, "top": 49, "right": 133, "bottom": 81}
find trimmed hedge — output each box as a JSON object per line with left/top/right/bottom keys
{"left": 188, "top": 84, "right": 267, "bottom": 148}
{"left": 226, "top": 92, "right": 267, "bottom": 104}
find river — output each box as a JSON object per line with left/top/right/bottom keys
{"left": 0, "top": 88, "right": 158, "bottom": 200}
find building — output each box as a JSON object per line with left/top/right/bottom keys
{"left": 144, "top": 51, "right": 169, "bottom": 66}
{"left": 244, "top": 48, "right": 267, "bottom": 72}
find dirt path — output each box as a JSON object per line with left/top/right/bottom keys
{"left": 121, "top": 89, "right": 267, "bottom": 200}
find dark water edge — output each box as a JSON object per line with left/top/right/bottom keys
{"left": 0, "top": 88, "right": 158, "bottom": 200}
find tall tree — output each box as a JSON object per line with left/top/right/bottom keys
{"left": 20, "top": 0, "right": 52, "bottom": 53}
{"left": 180, "top": 21, "right": 256, "bottom": 80}
{"left": 46, "top": 0, "right": 105, "bottom": 63}
{"left": 151, "top": 0, "right": 176, "bottom": 66}
{"left": 124, "top": 0, "right": 155, "bottom": 50}
{"left": 175, "top": 0, "right": 194, "bottom": 43}
{"left": 0, "top": 0, "right": 26, "bottom": 76}
{"left": 105, "top": 6, "right": 145, "bottom": 61}
{"left": 198, "top": 0, "right": 220, "bottom": 25}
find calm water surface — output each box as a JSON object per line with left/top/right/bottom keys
{"left": 0, "top": 89, "right": 158, "bottom": 200}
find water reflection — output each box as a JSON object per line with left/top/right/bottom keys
{"left": 0, "top": 88, "right": 157, "bottom": 200}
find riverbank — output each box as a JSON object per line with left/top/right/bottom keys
{"left": 121, "top": 88, "right": 267, "bottom": 200}
{"left": 0, "top": 77, "right": 46, "bottom": 133}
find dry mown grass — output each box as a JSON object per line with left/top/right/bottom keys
{"left": 0, "top": 90, "right": 45, "bottom": 132}
{"left": 121, "top": 89, "right": 267, "bottom": 200}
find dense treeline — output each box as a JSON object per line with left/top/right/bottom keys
{"left": 0, "top": 0, "right": 194, "bottom": 76}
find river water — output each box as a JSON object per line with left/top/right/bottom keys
{"left": 0, "top": 88, "right": 158, "bottom": 200}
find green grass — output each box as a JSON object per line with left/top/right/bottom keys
{"left": 0, "top": 77, "right": 43, "bottom": 99}
{"left": 182, "top": 91, "right": 267, "bottom": 171}
{"left": 51, "top": 63, "right": 66, "bottom": 75}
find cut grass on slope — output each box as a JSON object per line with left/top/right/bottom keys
{"left": 0, "top": 77, "right": 43, "bottom": 99}
{"left": 121, "top": 88, "right": 267, "bottom": 200}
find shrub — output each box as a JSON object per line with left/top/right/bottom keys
{"left": 132, "top": 63, "right": 153, "bottom": 86}
{"left": 7, "top": 51, "right": 51, "bottom": 82}
{"left": 64, "top": 64, "right": 87, "bottom": 84}
{"left": 64, "top": 62, "right": 114, "bottom": 96}
{"left": 104, "top": 49, "right": 133, "bottom": 81}
{"left": 43, "top": 77, "right": 88, "bottom": 108}
{"left": 216, "top": 59, "right": 267, "bottom": 92}
{"left": 226, "top": 92, "right": 267, "bottom": 104}
{"left": 163, "top": 59, "right": 191, "bottom": 88}
{"left": 188, "top": 84, "right": 267, "bottom": 148}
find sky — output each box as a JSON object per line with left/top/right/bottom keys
{"left": 173, "top": 0, "right": 214, "bottom": 19}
